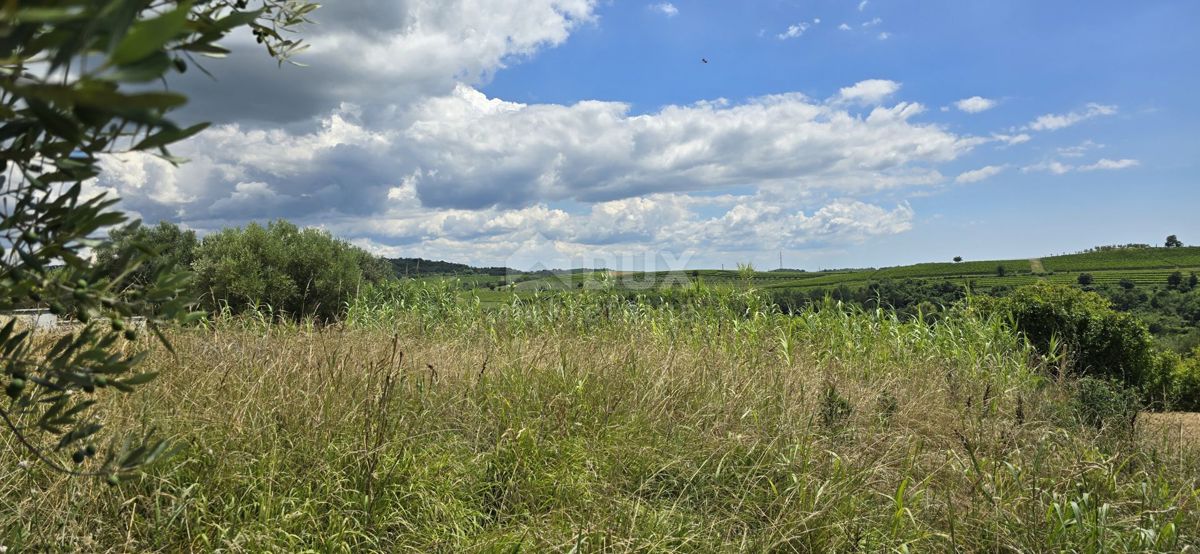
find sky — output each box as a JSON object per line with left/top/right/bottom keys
{"left": 93, "top": 1, "right": 1200, "bottom": 271}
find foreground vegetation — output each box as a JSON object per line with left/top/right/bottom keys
{"left": 3, "top": 285, "right": 1198, "bottom": 551}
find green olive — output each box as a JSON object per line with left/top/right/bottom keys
{"left": 6, "top": 377, "right": 26, "bottom": 398}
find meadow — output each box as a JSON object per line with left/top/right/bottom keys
{"left": 2, "top": 284, "right": 1197, "bottom": 551}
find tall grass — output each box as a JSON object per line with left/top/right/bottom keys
{"left": 2, "top": 281, "right": 1197, "bottom": 551}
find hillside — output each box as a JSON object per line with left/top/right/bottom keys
{"left": 484, "top": 246, "right": 1200, "bottom": 293}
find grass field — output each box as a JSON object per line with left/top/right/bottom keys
{"left": 2, "top": 286, "right": 1197, "bottom": 551}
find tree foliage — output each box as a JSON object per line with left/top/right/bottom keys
{"left": 1, "top": 0, "right": 314, "bottom": 479}
{"left": 93, "top": 220, "right": 198, "bottom": 290}
{"left": 974, "top": 282, "right": 1156, "bottom": 390}
{"left": 194, "top": 220, "right": 392, "bottom": 321}
{"left": 1166, "top": 235, "right": 1184, "bottom": 248}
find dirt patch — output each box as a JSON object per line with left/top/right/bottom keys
{"left": 1029, "top": 258, "right": 1045, "bottom": 274}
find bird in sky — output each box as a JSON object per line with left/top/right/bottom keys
{"left": 701, "top": 58, "right": 708, "bottom": 64}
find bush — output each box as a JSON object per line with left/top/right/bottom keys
{"left": 819, "top": 383, "right": 853, "bottom": 431}
{"left": 1145, "top": 349, "right": 1200, "bottom": 411}
{"left": 193, "top": 220, "right": 392, "bottom": 320}
{"left": 974, "top": 282, "right": 1156, "bottom": 388}
{"left": 1073, "top": 377, "right": 1140, "bottom": 432}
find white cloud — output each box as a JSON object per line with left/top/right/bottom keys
{"left": 172, "top": 0, "right": 600, "bottom": 124}
{"left": 1022, "top": 157, "right": 1138, "bottom": 175}
{"left": 650, "top": 2, "right": 678, "bottom": 17}
{"left": 1057, "top": 140, "right": 1103, "bottom": 158}
{"left": 814, "top": 18, "right": 822, "bottom": 24}
{"left": 862, "top": 17, "right": 882, "bottom": 27}
{"left": 858, "top": 0, "right": 869, "bottom": 11}
{"left": 838, "top": 23, "right": 851, "bottom": 31}
{"left": 1079, "top": 158, "right": 1139, "bottom": 171}
{"left": 778, "top": 22, "right": 810, "bottom": 39}
{"left": 954, "top": 96, "right": 997, "bottom": 113}
{"left": 1022, "top": 160, "right": 1074, "bottom": 175}
{"left": 991, "top": 133, "right": 1031, "bottom": 145}
{"left": 97, "top": 2, "right": 1008, "bottom": 265}
{"left": 835, "top": 79, "right": 901, "bottom": 105}
{"left": 877, "top": 32, "right": 891, "bottom": 40}
{"left": 104, "top": 81, "right": 973, "bottom": 216}
{"left": 955, "top": 165, "right": 1006, "bottom": 184}
{"left": 1026, "top": 103, "right": 1117, "bottom": 131}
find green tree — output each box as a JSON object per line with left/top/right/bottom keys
{"left": 1168, "top": 271, "right": 1184, "bottom": 290}
{"left": 1, "top": 0, "right": 315, "bottom": 480}
{"left": 996, "top": 265, "right": 1007, "bottom": 277}
{"left": 193, "top": 220, "right": 391, "bottom": 320}
{"left": 93, "top": 221, "right": 198, "bottom": 291}
{"left": 1077, "top": 273, "right": 1094, "bottom": 286}
{"left": 953, "top": 256, "right": 963, "bottom": 263}
{"left": 1165, "top": 235, "right": 1184, "bottom": 248}
{"left": 974, "top": 282, "right": 1156, "bottom": 390}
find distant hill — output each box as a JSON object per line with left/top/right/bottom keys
{"left": 386, "top": 257, "right": 517, "bottom": 277}
{"left": 482, "top": 245, "right": 1200, "bottom": 293}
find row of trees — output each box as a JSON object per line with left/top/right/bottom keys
{"left": 93, "top": 220, "right": 393, "bottom": 321}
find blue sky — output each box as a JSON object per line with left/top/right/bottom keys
{"left": 104, "top": 1, "right": 1200, "bottom": 271}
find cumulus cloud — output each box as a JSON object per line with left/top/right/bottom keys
{"left": 1026, "top": 103, "right": 1117, "bottom": 132}
{"left": 954, "top": 96, "right": 997, "bottom": 113}
{"left": 314, "top": 185, "right": 914, "bottom": 268}
{"left": 96, "top": 76, "right": 979, "bottom": 264}
{"left": 838, "top": 23, "right": 851, "bottom": 31}
{"left": 858, "top": 1, "right": 869, "bottom": 11}
{"left": 877, "top": 32, "right": 891, "bottom": 40}
{"left": 170, "top": 0, "right": 599, "bottom": 124}
{"left": 955, "top": 165, "right": 1006, "bottom": 184}
{"left": 110, "top": 82, "right": 970, "bottom": 214}
{"left": 650, "top": 2, "right": 678, "bottom": 17}
{"left": 834, "top": 79, "right": 901, "bottom": 105}
{"left": 97, "top": 1, "right": 1009, "bottom": 265}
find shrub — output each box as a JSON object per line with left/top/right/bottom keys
{"left": 819, "top": 383, "right": 853, "bottom": 430}
{"left": 1072, "top": 377, "right": 1140, "bottom": 432}
{"left": 1145, "top": 349, "right": 1200, "bottom": 411}
{"left": 974, "top": 282, "right": 1156, "bottom": 388}
{"left": 193, "top": 220, "right": 391, "bottom": 320}
{"left": 1077, "top": 273, "right": 1094, "bottom": 286}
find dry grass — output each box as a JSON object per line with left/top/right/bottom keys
{"left": 2, "top": 291, "right": 1198, "bottom": 551}
{"left": 1141, "top": 412, "right": 1200, "bottom": 448}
